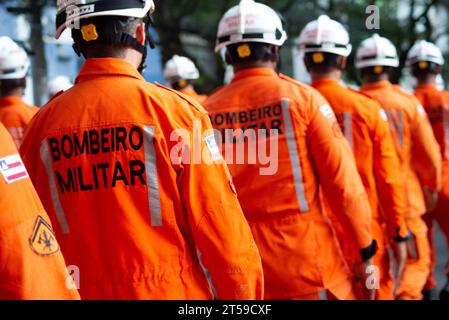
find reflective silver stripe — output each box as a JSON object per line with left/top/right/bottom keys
{"left": 343, "top": 112, "right": 354, "bottom": 150}
{"left": 318, "top": 290, "right": 328, "bottom": 300}
{"left": 443, "top": 107, "right": 449, "bottom": 161}
{"left": 397, "top": 111, "right": 404, "bottom": 148}
{"left": 40, "top": 139, "right": 70, "bottom": 234}
{"left": 197, "top": 250, "right": 217, "bottom": 298}
{"left": 143, "top": 126, "right": 162, "bottom": 227}
{"left": 281, "top": 98, "right": 310, "bottom": 212}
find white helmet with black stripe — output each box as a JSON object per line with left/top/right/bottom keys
{"left": 356, "top": 34, "right": 399, "bottom": 69}
{"left": 0, "top": 36, "right": 30, "bottom": 80}
{"left": 406, "top": 40, "right": 444, "bottom": 66}
{"left": 298, "top": 15, "right": 352, "bottom": 57}
{"left": 164, "top": 55, "right": 200, "bottom": 83}
{"left": 55, "top": 0, "right": 155, "bottom": 39}
{"left": 215, "top": 0, "right": 287, "bottom": 53}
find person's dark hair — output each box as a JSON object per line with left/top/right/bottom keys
{"left": 225, "top": 42, "right": 279, "bottom": 65}
{"left": 0, "top": 78, "right": 26, "bottom": 96}
{"left": 411, "top": 61, "right": 441, "bottom": 78}
{"left": 304, "top": 52, "right": 345, "bottom": 72}
{"left": 360, "top": 66, "right": 395, "bottom": 78}
{"left": 72, "top": 15, "right": 145, "bottom": 59}
{"left": 171, "top": 79, "right": 193, "bottom": 91}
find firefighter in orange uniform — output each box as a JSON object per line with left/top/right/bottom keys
{"left": 205, "top": 0, "right": 377, "bottom": 300}
{"left": 20, "top": 0, "right": 263, "bottom": 300}
{"left": 355, "top": 35, "right": 442, "bottom": 300}
{"left": 164, "top": 55, "right": 208, "bottom": 103}
{"left": 298, "top": 18, "right": 409, "bottom": 300}
{"left": 0, "top": 123, "right": 80, "bottom": 300}
{"left": 0, "top": 37, "right": 39, "bottom": 148}
{"left": 408, "top": 40, "right": 449, "bottom": 300}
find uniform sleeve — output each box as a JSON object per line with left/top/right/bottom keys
{"left": 0, "top": 126, "right": 80, "bottom": 300}
{"left": 307, "top": 96, "right": 376, "bottom": 260}
{"left": 370, "top": 106, "right": 408, "bottom": 239}
{"left": 178, "top": 114, "right": 264, "bottom": 300}
{"left": 411, "top": 102, "right": 443, "bottom": 192}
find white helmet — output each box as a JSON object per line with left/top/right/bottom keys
{"left": 0, "top": 37, "right": 30, "bottom": 80}
{"left": 298, "top": 15, "right": 352, "bottom": 57}
{"left": 55, "top": 0, "right": 155, "bottom": 39}
{"left": 406, "top": 40, "right": 444, "bottom": 66}
{"left": 215, "top": 0, "right": 287, "bottom": 53}
{"left": 164, "top": 55, "right": 200, "bottom": 83}
{"left": 356, "top": 34, "right": 399, "bottom": 69}
{"left": 48, "top": 76, "right": 73, "bottom": 96}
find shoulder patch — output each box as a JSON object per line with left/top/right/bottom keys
{"left": 29, "top": 216, "right": 60, "bottom": 256}
{"left": 0, "top": 154, "right": 29, "bottom": 184}
{"left": 417, "top": 104, "right": 426, "bottom": 116}
{"left": 205, "top": 134, "right": 222, "bottom": 161}
{"left": 320, "top": 104, "right": 335, "bottom": 119}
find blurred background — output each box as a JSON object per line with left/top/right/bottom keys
{"left": 0, "top": 0, "right": 449, "bottom": 104}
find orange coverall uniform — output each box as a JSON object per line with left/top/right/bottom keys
{"left": 179, "top": 87, "right": 208, "bottom": 104}
{"left": 0, "top": 123, "right": 80, "bottom": 300}
{"left": 0, "top": 96, "right": 39, "bottom": 148}
{"left": 361, "top": 80, "right": 442, "bottom": 300}
{"left": 313, "top": 79, "right": 407, "bottom": 300}
{"left": 414, "top": 83, "right": 449, "bottom": 291}
{"left": 204, "top": 68, "right": 375, "bottom": 300}
{"left": 20, "top": 58, "right": 264, "bottom": 300}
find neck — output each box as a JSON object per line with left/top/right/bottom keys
{"left": 363, "top": 74, "right": 389, "bottom": 84}
{"left": 1, "top": 87, "right": 24, "bottom": 98}
{"left": 233, "top": 61, "right": 276, "bottom": 74}
{"left": 310, "top": 69, "right": 341, "bottom": 82}
{"left": 417, "top": 74, "right": 437, "bottom": 87}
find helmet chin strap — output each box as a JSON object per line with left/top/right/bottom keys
{"left": 138, "top": 14, "right": 156, "bottom": 74}
{"left": 72, "top": 14, "right": 157, "bottom": 75}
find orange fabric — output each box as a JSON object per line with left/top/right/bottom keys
{"left": 0, "top": 123, "right": 79, "bottom": 300}
{"left": 0, "top": 96, "right": 39, "bottom": 148}
{"left": 415, "top": 83, "right": 449, "bottom": 288}
{"left": 204, "top": 68, "right": 374, "bottom": 299}
{"left": 372, "top": 219, "right": 395, "bottom": 300}
{"left": 180, "top": 87, "right": 208, "bottom": 104}
{"left": 396, "top": 216, "right": 431, "bottom": 300}
{"left": 362, "top": 81, "right": 442, "bottom": 219}
{"left": 19, "top": 58, "right": 264, "bottom": 300}
{"left": 313, "top": 79, "right": 406, "bottom": 237}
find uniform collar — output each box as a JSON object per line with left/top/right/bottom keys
{"left": 232, "top": 67, "right": 278, "bottom": 82}
{"left": 76, "top": 58, "right": 144, "bottom": 83}
{"left": 361, "top": 80, "right": 392, "bottom": 91}
{"left": 415, "top": 83, "right": 438, "bottom": 91}
{"left": 311, "top": 78, "right": 341, "bottom": 87}
{"left": 0, "top": 96, "right": 24, "bottom": 107}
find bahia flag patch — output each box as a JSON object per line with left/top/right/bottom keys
{"left": 0, "top": 154, "right": 29, "bottom": 184}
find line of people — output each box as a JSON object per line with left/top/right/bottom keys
{"left": 0, "top": 0, "right": 448, "bottom": 300}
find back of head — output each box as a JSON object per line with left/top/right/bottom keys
{"left": 0, "top": 36, "right": 30, "bottom": 96}
{"left": 48, "top": 76, "right": 73, "bottom": 98}
{"left": 215, "top": 0, "right": 287, "bottom": 69}
{"left": 298, "top": 15, "right": 352, "bottom": 73}
{"left": 164, "top": 55, "right": 199, "bottom": 90}
{"left": 406, "top": 40, "right": 444, "bottom": 80}
{"left": 356, "top": 34, "right": 399, "bottom": 82}
{"left": 55, "top": 0, "right": 156, "bottom": 73}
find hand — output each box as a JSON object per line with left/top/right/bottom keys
{"left": 391, "top": 240, "right": 407, "bottom": 282}
{"left": 423, "top": 187, "right": 438, "bottom": 213}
